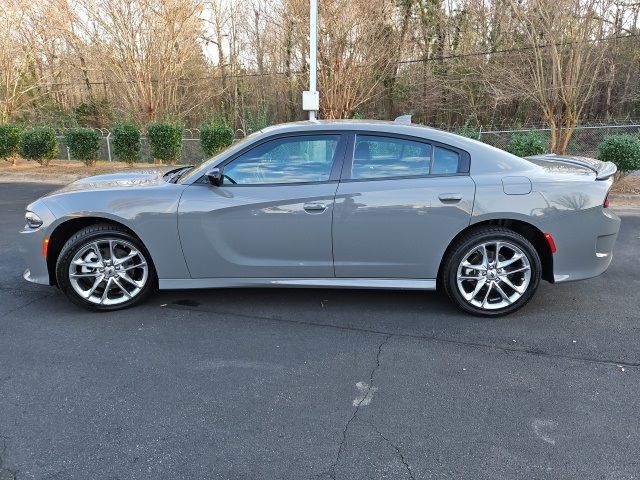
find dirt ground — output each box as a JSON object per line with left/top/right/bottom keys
{"left": 612, "top": 174, "right": 640, "bottom": 195}
{"left": 1, "top": 158, "right": 157, "bottom": 175}
{"left": 0, "top": 159, "right": 175, "bottom": 184}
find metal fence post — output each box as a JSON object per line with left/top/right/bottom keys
{"left": 106, "top": 132, "right": 112, "bottom": 161}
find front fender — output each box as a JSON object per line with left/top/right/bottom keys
{"left": 40, "top": 185, "right": 191, "bottom": 280}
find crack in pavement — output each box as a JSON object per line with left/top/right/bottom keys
{"left": 318, "top": 335, "right": 391, "bottom": 480}
{"left": 0, "top": 436, "right": 17, "bottom": 480}
{"left": 165, "top": 303, "right": 640, "bottom": 369}
{"left": 367, "top": 422, "right": 415, "bottom": 480}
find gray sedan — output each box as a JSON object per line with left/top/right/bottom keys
{"left": 21, "top": 119, "right": 621, "bottom": 316}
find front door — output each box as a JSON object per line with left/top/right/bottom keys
{"left": 332, "top": 133, "right": 475, "bottom": 279}
{"left": 179, "top": 134, "right": 346, "bottom": 278}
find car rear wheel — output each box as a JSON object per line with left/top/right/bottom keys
{"left": 56, "top": 224, "right": 156, "bottom": 311}
{"left": 442, "top": 227, "right": 541, "bottom": 316}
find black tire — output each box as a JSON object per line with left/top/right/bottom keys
{"left": 441, "top": 227, "right": 541, "bottom": 317}
{"left": 56, "top": 223, "right": 157, "bottom": 311}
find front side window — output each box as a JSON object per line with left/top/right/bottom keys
{"left": 223, "top": 135, "right": 340, "bottom": 185}
{"left": 351, "top": 135, "right": 431, "bottom": 180}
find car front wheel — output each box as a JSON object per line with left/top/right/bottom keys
{"left": 442, "top": 227, "right": 541, "bottom": 316}
{"left": 56, "top": 224, "right": 156, "bottom": 311}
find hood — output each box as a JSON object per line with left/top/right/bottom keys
{"left": 525, "top": 154, "right": 617, "bottom": 180}
{"left": 48, "top": 166, "right": 180, "bottom": 195}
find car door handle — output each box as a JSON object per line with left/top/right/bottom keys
{"left": 303, "top": 203, "right": 328, "bottom": 212}
{"left": 438, "top": 193, "right": 463, "bottom": 203}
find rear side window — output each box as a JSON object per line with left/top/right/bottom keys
{"left": 351, "top": 135, "right": 431, "bottom": 180}
{"left": 432, "top": 146, "right": 460, "bottom": 175}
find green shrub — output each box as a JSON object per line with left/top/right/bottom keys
{"left": 147, "top": 122, "right": 183, "bottom": 164}
{"left": 64, "top": 127, "right": 101, "bottom": 166}
{"left": 506, "top": 131, "right": 548, "bottom": 157}
{"left": 199, "top": 123, "right": 234, "bottom": 156}
{"left": 456, "top": 125, "right": 481, "bottom": 140}
{"left": 597, "top": 134, "right": 640, "bottom": 176}
{"left": 19, "top": 127, "right": 58, "bottom": 166}
{"left": 0, "top": 124, "right": 23, "bottom": 165}
{"left": 112, "top": 121, "right": 141, "bottom": 165}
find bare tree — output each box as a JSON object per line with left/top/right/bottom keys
{"left": 0, "top": 0, "right": 60, "bottom": 122}
{"left": 316, "top": 0, "right": 397, "bottom": 118}
{"left": 494, "top": 0, "right": 612, "bottom": 152}
{"left": 75, "top": 0, "right": 209, "bottom": 122}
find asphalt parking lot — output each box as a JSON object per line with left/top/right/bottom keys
{"left": 1, "top": 182, "right": 639, "bottom": 480}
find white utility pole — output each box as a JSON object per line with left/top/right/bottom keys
{"left": 302, "top": 0, "right": 319, "bottom": 120}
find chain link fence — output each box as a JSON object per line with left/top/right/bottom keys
{"left": 55, "top": 128, "right": 208, "bottom": 165}
{"left": 478, "top": 123, "right": 640, "bottom": 157}
{"left": 53, "top": 122, "right": 640, "bottom": 164}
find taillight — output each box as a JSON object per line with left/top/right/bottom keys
{"left": 603, "top": 192, "right": 610, "bottom": 208}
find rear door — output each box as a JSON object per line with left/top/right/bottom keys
{"left": 332, "top": 133, "right": 475, "bottom": 279}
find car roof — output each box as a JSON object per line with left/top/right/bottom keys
{"left": 258, "top": 119, "right": 450, "bottom": 138}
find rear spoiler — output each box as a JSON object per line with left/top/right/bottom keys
{"left": 526, "top": 154, "right": 617, "bottom": 180}
{"left": 593, "top": 162, "right": 617, "bottom": 180}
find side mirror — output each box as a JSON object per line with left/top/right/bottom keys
{"left": 205, "top": 168, "right": 223, "bottom": 186}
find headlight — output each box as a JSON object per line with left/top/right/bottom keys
{"left": 25, "top": 211, "right": 43, "bottom": 228}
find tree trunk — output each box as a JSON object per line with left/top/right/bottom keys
{"left": 385, "top": 1, "right": 412, "bottom": 119}
{"left": 284, "top": 20, "right": 296, "bottom": 121}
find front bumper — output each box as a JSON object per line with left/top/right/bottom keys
{"left": 20, "top": 200, "right": 57, "bottom": 286}
{"left": 20, "top": 226, "right": 52, "bottom": 285}
{"left": 547, "top": 207, "right": 621, "bottom": 282}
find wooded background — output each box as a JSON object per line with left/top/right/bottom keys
{"left": 2, "top": 0, "right": 639, "bottom": 153}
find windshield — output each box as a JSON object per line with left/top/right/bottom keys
{"left": 177, "top": 130, "right": 265, "bottom": 184}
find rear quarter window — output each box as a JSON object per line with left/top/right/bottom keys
{"left": 432, "top": 146, "right": 460, "bottom": 175}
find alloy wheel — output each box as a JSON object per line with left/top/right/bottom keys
{"left": 68, "top": 238, "right": 149, "bottom": 306}
{"left": 455, "top": 240, "right": 531, "bottom": 310}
